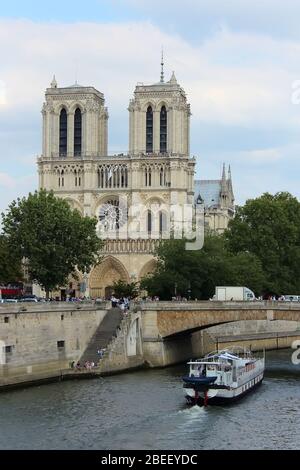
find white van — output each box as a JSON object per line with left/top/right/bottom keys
{"left": 283, "top": 295, "right": 300, "bottom": 302}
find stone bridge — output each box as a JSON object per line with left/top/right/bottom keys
{"left": 130, "top": 301, "right": 300, "bottom": 367}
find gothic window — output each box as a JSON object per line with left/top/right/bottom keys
{"left": 78, "top": 176, "right": 81, "bottom": 187}
{"left": 145, "top": 167, "right": 152, "bottom": 187}
{"left": 160, "top": 166, "right": 166, "bottom": 186}
{"left": 61, "top": 170, "right": 64, "bottom": 187}
{"left": 146, "top": 106, "right": 153, "bottom": 153}
{"left": 59, "top": 109, "right": 67, "bottom": 157}
{"left": 99, "top": 198, "right": 125, "bottom": 232}
{"left": 74, "top": 108, "right": 82, "bottom": 157}
{"left": 159, "top": 211, "right": 167, "bottom": 235}
{"left": 97, "top": 169, "right": 100, "bottom": 187}
{"left": 147, "top": 210, "right": 152, "bottom": 234}
{"left": 160, "top": 105, "right": 167, "bottom": 153}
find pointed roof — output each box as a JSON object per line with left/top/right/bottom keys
{"left": 169, "top": 71, "right": 177, "bottom": 84}
{"left": 51, "top": 75, "right": 57, "bottom": 89}
{"left": 222, "top": 162, "right": 226, "bottom": 181}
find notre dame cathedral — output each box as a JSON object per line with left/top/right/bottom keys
{"left": 37, "top": 61, "right": 234, "bottom": 299}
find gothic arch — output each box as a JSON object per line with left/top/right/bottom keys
{"left": 139, "top": 259, "right": 157, "bottom": 280}
{"left": 56, "top": 103, "right": 70, "bottom": 114}
{"left": 63, "top": 197, "right": 83, "bottom": 214}
{"left": 142, "top": 101, "right": 156, "bottom": 112}
{"left": 69, "top": 102, "right": 85, "bottom": 114}
{"left": 157, "top": 101, "right": 169, "bottom": 112}
{"left": 89, "top": 256, "right": 130, "bottom": 298}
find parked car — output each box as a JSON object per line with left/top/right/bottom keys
{"left": 19, "top": 298, "right": 38, "bottom": 303}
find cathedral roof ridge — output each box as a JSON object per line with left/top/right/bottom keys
{"left": 66, "top": 82, "right": 85, "bottom": 88}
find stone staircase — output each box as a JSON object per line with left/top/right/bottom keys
{"left": 80, "top": 308, "right": 123, "bottom": 365}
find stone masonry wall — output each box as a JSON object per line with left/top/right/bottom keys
{"left": 0, "top": 303, "right": 107, "bottom": 387}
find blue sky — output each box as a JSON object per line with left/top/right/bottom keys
{"left": 1, "top": 0, "right": 300, "bottom": 214}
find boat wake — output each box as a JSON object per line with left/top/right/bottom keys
{"left": 177, "top": 404, "right": 207, "bottom": 416}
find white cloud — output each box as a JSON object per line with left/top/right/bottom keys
{"left": 0, "top": 81, "right": 6, "bottom": 106}
{"left": 0, "top": 174, "right": 37, "bottom": 216}
{"left": 0, "top": 18, "right": 298, "bottom": 131}
{"left": 0, "top": 172, "right": 16, "bottom": 189}
{"left": 0, "top": 17, "right": 300, "bottom": 207}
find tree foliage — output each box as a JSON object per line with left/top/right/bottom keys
{"left": 112, "top": 280, "right": 139, "bottom": 299}
{"left": 1, "top": 189, "right": 103, "bottom": 296}
{"left": 0, "top": 234, "right": 23, "bottom": 283}
{"left": 226, "top": 192, "right": 300, "bottom": 294}
{"left": 140, "top": 235, "right": 266, "bottom": 300}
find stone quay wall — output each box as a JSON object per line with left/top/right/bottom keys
{"left": 0, "top": 302, "right": 109, "bottom": 389}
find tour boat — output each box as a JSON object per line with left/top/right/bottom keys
{"left": 182, "top": 347, "right": 265, "bottom": 406}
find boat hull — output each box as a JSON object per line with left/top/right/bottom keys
{"left": 185, "top": 374, "right": 264, "bottom": 406}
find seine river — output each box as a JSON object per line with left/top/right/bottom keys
{"left": 0, "top": 349, "right": 299, "bottom": 450}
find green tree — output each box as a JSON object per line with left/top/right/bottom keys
{"left": 1, "top": 189, "right": 103, "bottom": 298}
{"left": 112, "top": 280, "right": 139, "bottom": 299}
{"left": 0, "top": 234, "right": 23, "bottom": 283}
{"left": 141, "top": 234, "right": 266, "bottom": 300}
{"left": 226, "top": 192, "right": 300, "bottom": 294}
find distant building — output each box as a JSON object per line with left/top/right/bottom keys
{"left": 194, "top": 164, "right": 235, "bottom": 233}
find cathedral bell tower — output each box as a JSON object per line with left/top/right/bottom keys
{"left": 41, "top": 77, "right": 108, "bottom": 160}
{"left": 128, "top": 58, "right": 195, "bottom": 212}
{"left": 128, "top": 57, "right": 191, "bottom": 156}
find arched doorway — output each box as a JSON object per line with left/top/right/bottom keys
{"left": 139, "top": 259, "right": 158, "bottom": 280}
{"left": 89, "top": 256, "right": 130, "bottom": 299}
{"left": 105, "top": 286, "right": 114, "bottom": 299}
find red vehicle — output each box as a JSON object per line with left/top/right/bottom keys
{"left": 0, "top": 282, "right": 24, "bottom": 299}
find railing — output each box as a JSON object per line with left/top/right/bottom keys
{"left": 38, "top": 151, "right": 194, "bottom": 161}
{"left": 131, "top": 300, "right": 300, "bottom": 311}
{"left": 102, "top": 238, "right": 161, "bottom": 254}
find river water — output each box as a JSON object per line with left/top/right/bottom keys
{"left": 0, "top": 349, "right": 299, "bottom": 450}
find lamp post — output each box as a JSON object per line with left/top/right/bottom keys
{"left": 187, "top": 282, "right": 191, "bottom": 301}
{"left": 82, "top": 269, "right": 89, "bottom": 299}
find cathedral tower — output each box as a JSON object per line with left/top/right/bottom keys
{"left": 37, "top": 69, "right": 196, "bottom": 298}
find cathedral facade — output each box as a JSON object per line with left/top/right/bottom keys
{"left": 37, "top": 67, "right": 234, "bottom": 299}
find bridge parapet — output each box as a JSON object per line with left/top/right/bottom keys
{"left": 133, "top": 300, "right": 300, "bottom": 311}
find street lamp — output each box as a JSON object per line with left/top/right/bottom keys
{"left": 187, "top": 282, "right": 191, "bottom": 301}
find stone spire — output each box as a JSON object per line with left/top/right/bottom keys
{"left": 169, "top": 71, "right": 177, "bottom": 84}
{"left": 222, "top": 162, "right": 226, "bottom": 182}
{"left": 221, "top": 163, "right": 228, "bottom": 199}
{"left": 227, "top": 164, "right": 234, "bottom": 198}
{"left": 51, "top": 75, "right": 57, "bottom": 89}
{"left": 160, "top": 49, "right": 164, "bottom": 83}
